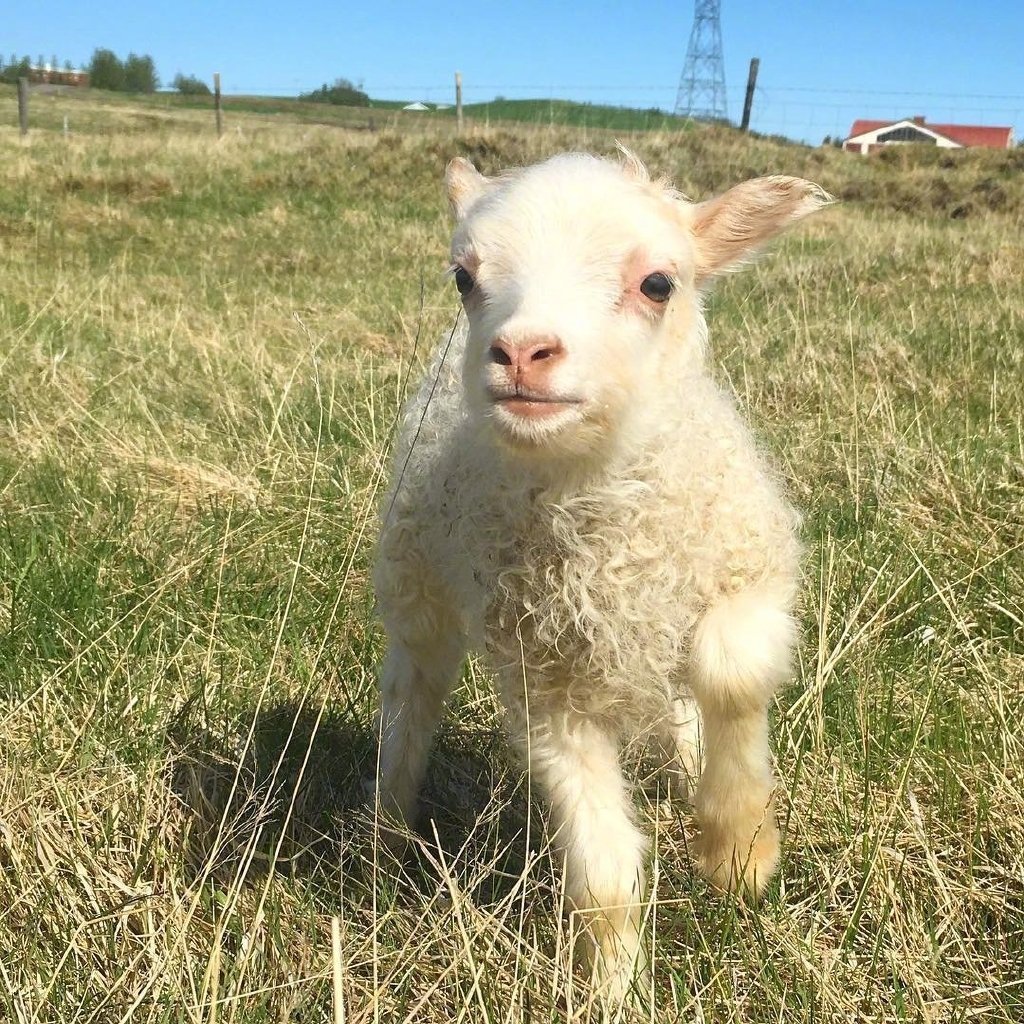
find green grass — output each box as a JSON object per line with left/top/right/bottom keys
{"left": 2, "top": 84, "right": 696, "bottom": 136}
{"left": 452, "top": 98, "right": 691, "bottom": 131}
{"left": 0, "top": 90, "right": 1022, "bottom": 1023}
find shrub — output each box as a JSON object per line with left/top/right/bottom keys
{"left": 299, "top": 78, "right": 369, "bottom": 107}
{"left": 87, "top": 48, "right": 125, "bottom": 91}
{"left": 87, "top": 48, "right": 159, "bottom": 92}
{"left": 0, "top": 56, "right": 30, "bottom": 85}
{"left": 123, "top": 53, "right": 158, "bottom": 93}
{"left": 173, "top": 73, "right": 211, "bottom": 96}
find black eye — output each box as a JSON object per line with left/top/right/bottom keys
{"left": 639, "top": 272, "right": 673, "bottom": 303}
{"left": 454, "top": 266, "right": 474, "bottom": 296}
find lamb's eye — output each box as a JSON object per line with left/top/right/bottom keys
{"left": 454, "top": 266, "right": 474, "bottom": 296}
{"left": 640, "top": 272, "right": 673, "bottom": 303}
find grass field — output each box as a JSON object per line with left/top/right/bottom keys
{"left": 5, "top": 85, "right": 695, "bottom": 136}
{"left": 1, "top": 89, "right": 1022, "bottom": 1023}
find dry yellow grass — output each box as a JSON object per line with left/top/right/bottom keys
{"left": 0, "top": 92, "right": 1021, "bottom": 1022}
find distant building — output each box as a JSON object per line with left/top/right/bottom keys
{"left": 843, "top": 116, "right": 1014, "bottom": 155}
{"left": 27, "top": 64, "right": 90, "bottom": 88}
{"left": 402, "top": 102, "right": 429, "bottom": 111}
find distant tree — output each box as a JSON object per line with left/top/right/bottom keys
{"left": 299, "top": 77, "right": 369, "bottom": 106}
{"left": 173, "top": 72, "right": 211, "bottom": 96}
{"left": 0, "top": 55, "right": 30, "bottom": 85}
{"left": 37, "top": 54, "right": 45, "bottom": 69}
{"left": 50, "top": 54, "right": 59, "bottom": 70}
{"left": 88, "top": 48, "right": 125, "bottom": 90}
{"left": 123, "top": 53, "right": 158, "bottom": 92}
{"left": 64, "top": 59, "right": 74, "bottom": 72}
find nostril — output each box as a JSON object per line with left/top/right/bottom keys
{"left": 526, "top": 337, "right": 564, "bottom": 363}
{"left": 490, "top": 335, "right": 564, "bottom": 368}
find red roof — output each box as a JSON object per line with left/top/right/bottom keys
{"left": 846, "top": 118, "right": 1012, "bottom": 149}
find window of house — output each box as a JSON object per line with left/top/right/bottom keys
{"left": 877, "top": 126, "right": 938, "bottom": 144}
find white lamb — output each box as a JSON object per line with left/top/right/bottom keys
{"left": 371, "top": 149, "right": 828, "bottom": 999}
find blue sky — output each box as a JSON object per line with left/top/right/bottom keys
{"left": 8, "top": 1, "right": 1024, "bottom": 142}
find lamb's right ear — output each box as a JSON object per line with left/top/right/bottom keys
{"left": 690, "top": 175, "right": 831, "bottom": 284}
{"left": 446, "top": 157, "right": 489, "bottom": 220}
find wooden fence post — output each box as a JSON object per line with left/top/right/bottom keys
{"left": 455, "top": 71, "right": 463, "bottom": 134}
{"left": 213, "top": 72, "right": 223, "bottom": 137}
{"left": 740, "top": 58, "right": 760, "bottom": 132}
{"left": 17, "top": 77, "right": 29, "bottom": 136}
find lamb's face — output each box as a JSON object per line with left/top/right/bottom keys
{"left": 445, "top": 152, "right": 829, "bottom": 465}
{"left": 448, "top": 155, "right": 698, "bottom": 461}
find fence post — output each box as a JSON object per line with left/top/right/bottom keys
{"left": 213, "top": 72, "right": 223, "bottom": 137}
{"left": 455, "top": 71, "right": 463, "bottom": 134}
{"left": 740, "top": 57, "right": 760, "bottom": 132}
{"left": 17, "top": 77, "right": 29, "bottom": 136}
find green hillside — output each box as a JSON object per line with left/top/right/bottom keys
{"left": 447, "top": 98, "right": 690, "bottom": 131}
{"left": 2, "top": 83, "right": 695, "bottom": 133}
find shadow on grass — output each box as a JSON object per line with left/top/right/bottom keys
{"left": 167, "top": 698, "right": 540, "bottom": 905}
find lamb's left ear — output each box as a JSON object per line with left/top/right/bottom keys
{"left": 446, "top": 157, "right": 490, "bottom": 220}
{"left": 690, "top": 176, "right": 831, "bottom": 284}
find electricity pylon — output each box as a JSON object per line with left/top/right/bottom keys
{"left": 674, "top": 0, "right": 729, "bottom": 122}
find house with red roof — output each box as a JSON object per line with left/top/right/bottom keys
{"left": 27, "top": 64, "right": 89, "bottom": 88}
{"left": 843, "top": 116, "right": 1014, "bottom": 155}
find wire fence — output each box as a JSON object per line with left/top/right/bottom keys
{"left": 8, "top": 73, "right": 1023, "bottom": 146}
{"left": 219, "top": 79, "right": 1023, "bottom": 146}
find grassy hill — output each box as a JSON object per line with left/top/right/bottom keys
{"left": 4, "top": 83, "right": 1022, "bottom": 218}
{"left": 1, "top": 84, "right": 692, "bottom": 134}
{"left": 446, "top": 98, "right": 690, "bottom": 131}
{"left": 0, "top": 89, "right": 1022, "bottom": 1023}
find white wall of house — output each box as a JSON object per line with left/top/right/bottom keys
{"left": 844, "top": 120, "right": 963, "bottom": 155}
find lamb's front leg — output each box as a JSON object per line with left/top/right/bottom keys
{"left": 522, "top": 710, "right": 649, "bottom": 1002}
{"left": 689, "top": 587, "right": 796, "bottom": 898}
{"left": 373, "top": 627, "right": 465, "bottom": 836}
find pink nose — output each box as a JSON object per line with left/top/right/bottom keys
{"left": 488, "top": 334, "right": 565, "bottom": 373}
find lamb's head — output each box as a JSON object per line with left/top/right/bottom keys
{"left": 446, "top": 151, "right": 828, "bottom": 465}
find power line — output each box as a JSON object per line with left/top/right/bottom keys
{"left": 357, "top": 84, "right": 1024, "bottom": 102}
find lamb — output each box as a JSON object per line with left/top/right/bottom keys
{"left": 371, "top": 149, "right": 828, "bottom": 1000}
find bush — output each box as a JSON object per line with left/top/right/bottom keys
{"left": 88, "top": 48, "right": 125, "bottom": 91}
{"left": 299, "top": 78, "right": 369, "bottom": 107}
{"left": 123, "top": 53, "right": 158, "bottom": 93}
{"left": 173, "top": 73, "right": 211, "bottom": 96}
{"left": 87, "top": 48, "right": 158, "bottom": 92}
{"left": 0, "top": 56, "right": 30, "bottom": 85}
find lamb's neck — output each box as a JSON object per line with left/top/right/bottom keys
{"left": 499, "top": 434, "right": 663, "bottom": 506}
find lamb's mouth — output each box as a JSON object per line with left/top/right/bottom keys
{"left": 487, "top": 387, "right": 583, "bottom": 420}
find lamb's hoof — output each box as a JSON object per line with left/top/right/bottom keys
{"left": 576, "top": 911, "right": 651, "bottom": 1013}
{"left": 363, "top": 778, "right": 414, "bottom": 859}
{"left": 593, "top": 967, "right": 651, "bottom": 1016}
{"left": 585, "top": 948, "right": 651, "bottom": 1015}
{"left": 696, "top": 817, "right": 780, "bottom": 900}
{"left": 373, "top": 816, "right": 414, "bottom": 860}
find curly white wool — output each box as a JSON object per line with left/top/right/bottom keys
{"left": 377, "top": 319, "right": 800, "bottom": 729}
{"left": 371, "top": 150, "right": 828, "bottom": 1003}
